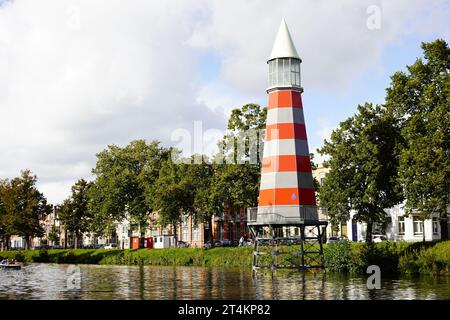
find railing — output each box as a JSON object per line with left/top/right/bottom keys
{"left": 248, "top": 207, "right": 258, "bottom": 222}
{"left": 247, "top": 206, "right": 328, "bottom": 224}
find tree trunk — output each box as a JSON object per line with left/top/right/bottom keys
{"left": 140, "top": 230, "right": 145, "bottom": 249}
{"left": 5, "top": 235, "right": 10, "bottom": 251}
{"left": 26, "top": 236, "right": 31, "bottom": 250}
{"left": 74, "top": 232, "right": 78, "bottom": 249}
{"left": 209, "top": 215, "right": 214, "bottom": 247}
{"left": 173, "top": 222, "right": 178, "bottom": 248}
{"left": 366, "top": 221, "right": 373, "bottom": 243}
{"left": 440, "top": 217, "right": 448, "bottom": 240}
{"left": 64, "top": 229, "right": 67, "bottom": 249}
{"left": 422, "top": 220, "right": 425, "bottom": 243}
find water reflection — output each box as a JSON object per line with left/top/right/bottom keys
{"left": 0, "top": 264, "right": 449, "bottom": 300}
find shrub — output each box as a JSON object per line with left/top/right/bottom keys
{"left": 324, "top": 241, "right": 352, "bottom": 272}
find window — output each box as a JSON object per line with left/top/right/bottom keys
{"left": 432, "top": 218, "right": 439, "bottom": 235}
{"left": 193, "top": 225, "right": 200, "bottom": 241}
{"left": 182, "top": 227, "right": 189, "bottom": 242}
{"left": 341, "top": 224, "right": 347, "bottom": 237}
{"left": 398, "top": 216, "right": 405, "bottom": 235}
{"left": 269, "top": 60, "right": 275, "bottom": 87}
{"left": 268, "top": 58, "right": 301, "bottom": 87}
{"left": 181, "top": 215, "right": 189, "bottom": 241}
{"left": 413, "top": 217, "right": 423, "bottom": 235}
{"left": 291, "top": 59, "right": 300, "bottom": 86}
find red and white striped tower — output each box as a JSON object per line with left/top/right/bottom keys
{"left": 257, "top": 19, "right": 316, "bottom": 221}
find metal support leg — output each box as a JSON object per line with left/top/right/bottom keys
{"left": 300, "top": 225, "right": 305, "bottom": 270}
{"left": 318, "top": 226, "right": 325, "bottom": 270}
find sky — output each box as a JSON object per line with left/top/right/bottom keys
{"left": 0, "top": 0, "right": 449, "bottom": 204}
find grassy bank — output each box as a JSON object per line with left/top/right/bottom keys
{"left": 1, "top": 241, "right": 449, "bottom": 275}
{"left": 0, "top": 247, "right": 254, "bottom": 268}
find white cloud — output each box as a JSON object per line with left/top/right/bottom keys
{"left": 0, "top": 0, "right": 226, "bottom": 203}
{"left": 191, "top": 0, "right": 450, "bottom": 104}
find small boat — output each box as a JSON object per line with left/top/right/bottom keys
{"left": 0, "top": 263, "right": 22, "bottom": 270}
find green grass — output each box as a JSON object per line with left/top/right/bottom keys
{"left": 0, "top": 247, "right": 255, "bottom": 268}
{"left": 1, "top": 241, "right": 449, "bottom": 275}
{"left": 399, "top": 241, "right": 450, "bottom": 275}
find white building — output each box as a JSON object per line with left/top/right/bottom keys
{"left": 153, "top": 235, "right": 175, "bottom": 249}
{"left": 313, "top": 165, "right": 450, "bottom": 242}
{"left": 337, "top": 204, "right": 446, "bottom": 242}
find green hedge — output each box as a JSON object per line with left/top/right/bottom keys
{"left": 1, "top": 241, "right": 449, "bottom": 275}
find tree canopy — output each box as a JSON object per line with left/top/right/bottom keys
{"left": 319, "top": 103, "right": 403, "bottom": 242}
{"left": 385, "top": 39, "right": 450, "bottom": 239}
{"left": 89, "top": 140, "right": 170, "bottom": 240}
{"left": 0, "top": 170, "right": 50, "bottom": 249}
{"left": 58, "top": 179, "right": 92, "bottom": 248}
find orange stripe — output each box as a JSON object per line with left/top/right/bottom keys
{"left": 261, "top": 155, "right": 312, "bottom": 173}
{"left": 258, "top": 188, "right": 316, "bottom": 206}
{"left": 265, "top": 123, "right": 307, "bottom": 141}
{"left": 268, "top": 90, "right": 303, "bottom": 109}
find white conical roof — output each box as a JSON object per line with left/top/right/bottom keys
{"left": 268, "top": 18, "right": 300, "bottom": 62}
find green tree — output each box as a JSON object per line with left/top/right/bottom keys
{"left": 89, "top": 140, "right": 169, "bottom": 247}
{"left": 222, "top": 103, "right": 266, "bottom": 165}
{"left": 0, "top": 179, "right": 13, "bottom": 250}
{"left": 0, "top": 170, "right": 50, "bottom": 249}
{"left": 385, "top": 39, "right": 450, "bottom": 240}
{"left": 319, "top": 104, "right": 403, "bottom": 242}
{"left": 48, "top": 225, "right": 60, "bottom": 246}
{"left": 58, "top": 179, "right": 92, "bottom": 249}
{"left": 216, "top": 103, "right": 265, "bottom": 212}
{"left": 152, "top": 155, "right": 193, "bottom": 247}
{"left": 182, "top": 158, "right": 215, "bottom": 242}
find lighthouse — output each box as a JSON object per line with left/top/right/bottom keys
{"left": 257, "top": 19, "right": 317, "bottom": 222}
{"left": 248, "top": 19, "right": 327, "bottom": 271}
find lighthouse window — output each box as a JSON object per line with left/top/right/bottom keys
{"left": 269, "top": 58, "right": 301, "bottom": 87}
{"left": 291, "top": 59, "right": 300, "bottom": 86}
{"left": 269, "top": 60, "right": 276, "bottom": 86}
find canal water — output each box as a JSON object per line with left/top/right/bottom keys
{"left": 0, "top": 264, "right": 449, "bottom": 300}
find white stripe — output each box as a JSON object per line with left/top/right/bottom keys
{"left": 266, "top": 108, "right": 305, "bottom": 125}
{"left": 260, "top": 172, "right": 298, "bottom": 189}
{"left": 262, "top": 139, "right": 310, "bottom": 157}
{"left": 260, "top": 172, "right": 315, "bottom": 190}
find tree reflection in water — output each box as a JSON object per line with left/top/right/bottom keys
{"left": 0, "top": 264, "right": 449, "bottom": 300}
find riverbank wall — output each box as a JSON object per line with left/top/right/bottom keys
{"left": 1, "top": 241, "right": 449, "bottom": 275}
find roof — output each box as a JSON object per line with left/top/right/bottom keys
{"left": 268, "top": 18, "right": 300, "bottom": 62}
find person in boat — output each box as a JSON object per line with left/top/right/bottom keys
{"left": 0, "top": 259, "right": 6, "bottom": 265}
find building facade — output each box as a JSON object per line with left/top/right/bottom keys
{"left": 312, "top": 164, "right": 450, "bottom": 242}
